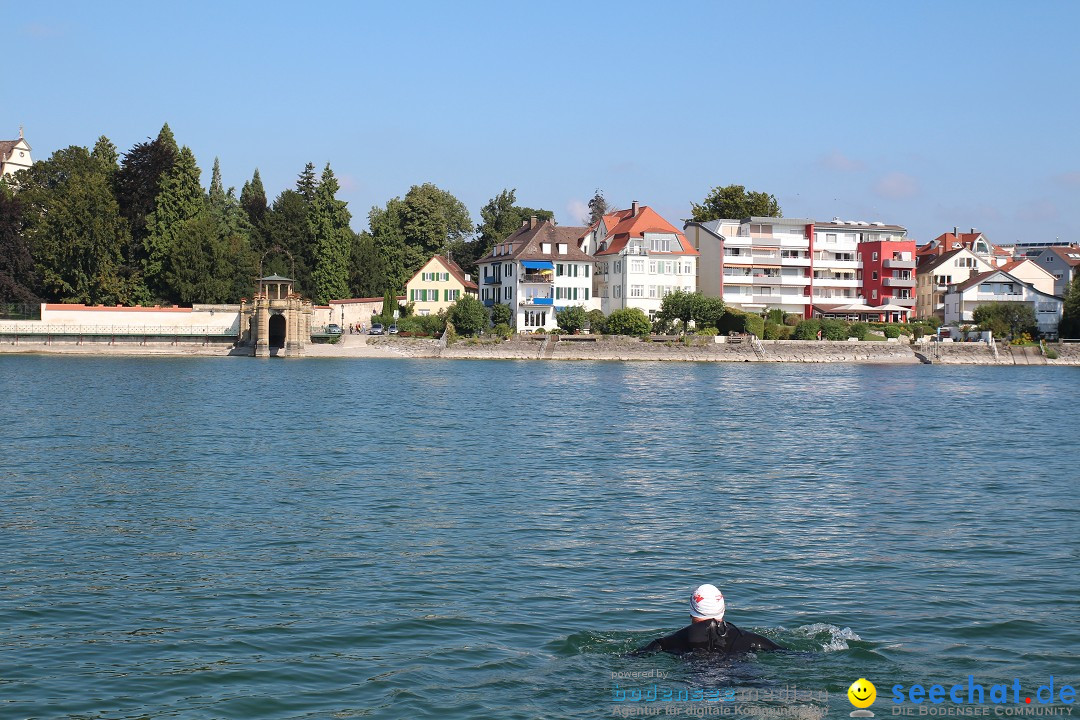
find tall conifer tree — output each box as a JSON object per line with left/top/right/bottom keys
{"left": 309, "top": 164, "right": 353, "bottom": 304}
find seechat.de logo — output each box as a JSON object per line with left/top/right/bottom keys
{"left": 849, "top": 678, "right": 877, "bottom": 717}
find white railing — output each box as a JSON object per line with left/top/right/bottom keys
{"left": 0, "top": 324, "right": 239, "bottom": 336}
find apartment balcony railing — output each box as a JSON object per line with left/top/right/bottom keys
{"left": 814, "top": 277, "right": 860, "bottom": 287}
{"left": 815, "top": 259, "right": 860, "bottom": 269}
{"left": 780, "top": 275, "right": 810, "bottom": 286}
{"left": 752, "top": 275, "right": 783, "bottom": 285}
{"left": 885, "top": 297, "right": 916, "bottom": 306}
{"left": 520, "top": 296, "right": 554, "bottom": 306}
{"left": 520, "top": 273, "right": 554, "bottom": 284}
{"left": 779, "top": 256, "right": 811, "bottom": 266}
{"left": 483, "top": 276, "right": 502, "bottom": 285}
{"left": 882, "top": 277, "right": 916, "bottom": 287}
{"left": 883, "top": 259, "right": 917, "bottom": 269}
{"left": 976, "top": 292, "right": 1024, "bottom": 301}
{"left": 483, "top": 299, "right": 495, "bottom": 307}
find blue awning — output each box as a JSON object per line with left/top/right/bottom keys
{"left": 521, "top": 261, "right": 554, "bottom": 270}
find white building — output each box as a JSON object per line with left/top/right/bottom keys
{"left": 943, "top": 269, "right": 1063, "bottom": 337}
{"left": 476, "top": 216, "right": 597, "bottom": 332}
{"left": 0, "top": 128, "right": 32, "bottom": 179}
{"left": 586, "top": 202, "right": 698, "bottom": 319}
{"left": 684, "top": 216, "right": 910, "bottom": 318}
{"left": 685, "top": 216, "right": 813, "bottom": 317}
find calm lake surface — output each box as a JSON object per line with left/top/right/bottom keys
{"left": 1, "top": 356, "right": 1078, "bottom": 719}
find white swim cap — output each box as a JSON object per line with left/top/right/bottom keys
{"left": 689, "top": 584, "right": 726, "bottom": 620}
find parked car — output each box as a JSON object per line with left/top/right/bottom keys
{"left": 388, "top": 324, "right": 399, "bottom": 335}
{"left": 327, "top": 323, "right": 342, "bottom": 335}
{"left": 369, "top": 323, "right": 385, "bottom": 336}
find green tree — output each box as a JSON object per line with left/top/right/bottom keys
{"left": 164, "top": 211, "right": 237, "bottom": 303}
{"left": 296, "top": 162, "right": 318, "bottom": 203}
{"left": 587, "top": 189, "right": 609, "bottom": 225}
{"left": 556, "top": 305, "right": 587, "bottom": 333}
{"left": 605, "top": 307, "right": 651, "bottom": 337}
{"left": 379, "top": 289, "right": 397, "bottom": 325}
{"left": 0, "top": 185, "right": 37, "bottom": 302}
{"left": 489, "top": 302, "right": 512, "bottom": 327}
{"left": 144, "top": 146, "right": 204, "bottom": 300}
{"left": 1059, "top": 275, "right": 1080, "bottom": 339}
{"left": 115, "top": 123, "right": 178, "bottom": 247}
{"left": 91, "top": 136, "right": 119, "bottom": 173}
{"left": 973, "top": 302, "right": 1038, "bottom": 339}
{"left": 369, "top": 183, "right": 472, "bottom": 293}
{"left": 447, "top": 294, "right": 487, "bottom": 336}
{"left": 693, "top": 296, "right": 726, "bottom": 330}
{"left": 263, "top": 189, "right": 314, "bottom": 293}
{"left": 21, "top": 146, "right": 132, "bottom": 304}
{"left": 349, "top": 231, "right": 386, "bottom": 299}
{"left": 691, "top": 184, "right": 781, "bottom": 222}
{"left": 240, "top": 168, "right": 268, "bottom": 227}
{"left": 309, "top": 164, "right": 353, "bottom": 304}
{"left": 586, "top": 308, "right": 606, "bottom": 334}
{"left": 656, "top": 289, "right": 705, "bottom": 333}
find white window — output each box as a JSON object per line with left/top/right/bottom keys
{"left": 541, "top": 243, "right": 551, "bottom": 254}
{"left": 648, "top": 261, "right": 656, "bottom": 274}
{"left": 557, "top": 243, "right": 567, "bottom": 254}
{"left": 631, "top": 259, "right": 645, "bottom": 273}
{"left": 826, "top": 233, "right": 837, "bottom": 243}
{"left": 649, "top": 286, "right": 657, "bottom": 298}
{"left": 630, "top": 285, "right": 644, "bottom": 297}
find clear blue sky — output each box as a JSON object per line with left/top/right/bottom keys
{"left": 8, "top": 0, "right": 1079, "bottom": 244}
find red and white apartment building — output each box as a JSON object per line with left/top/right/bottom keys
{"left": 684, "top": 217, "right": 917, "bottom": 321}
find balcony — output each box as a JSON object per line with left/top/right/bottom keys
{"left": 779, "top": 256, "right": 811, "bottom": 266}
{"left": 814, "top": 277, "right": 860, "bottom": 288}
{"left": 752, "top": 275, "right": 782, "bottom": 285}
{"left": 886, "top": 297, "right": 916, "bottom": 306}
{"left": 781, "top": 275, "right": 810, "bottom": 286}
{"left": 483, "top": 276, "right": 501, "bottom": 285}
{"left": 483, "top": 299, "right": 495, "bottom": 307}
{"left": 520, "top": 273, "right": 553, "bottom": 284}
{"left": 520, "top": 296, "right": 553, "bottom": 306}
{"left": 883, "top": 259, "right": 917, "bottom": 269}
{"left": 722, "top": 254, "right": 755, "bottom": 264}
{"left": 815, "top": 259, "right": 860, "bottom": 269}
{"left": 882, "top": 277, "right": 916, "bottom": 287}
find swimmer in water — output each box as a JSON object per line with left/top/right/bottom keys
{"left": 638, "top": 584, "right": 784, "bottom": 655}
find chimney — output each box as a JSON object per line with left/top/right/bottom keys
{"left": 529, "top": 215, "right": 538, "bottom": 229}
{"left": 953, "top": 226, "right": 958, "bottom": 236}
{"left": 970, "top": 227, "right": 976, "bottom": 235}
{"left": 631, "top": 200, "right": 639, "bottom": 217}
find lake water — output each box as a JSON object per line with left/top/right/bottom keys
{"left": 2, "top": 356, "right": 1078, "bottom": 719}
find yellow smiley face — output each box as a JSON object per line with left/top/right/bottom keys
{"left": 848, "top": 678, "right": 876, "bottom": 708}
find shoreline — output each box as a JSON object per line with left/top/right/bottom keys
{"left": 2, "top": 336, "right": 1077, "bottom": 365}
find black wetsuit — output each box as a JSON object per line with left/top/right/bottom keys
{"left": 639, "top": 619, "right": 783, "bottom": 655}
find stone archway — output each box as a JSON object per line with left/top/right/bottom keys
{"left": 269, "top": 314, "right": 286, "bottom": 349}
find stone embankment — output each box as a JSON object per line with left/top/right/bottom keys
{"left": 5, "top": 328, "right": 1079, "bottom": 365}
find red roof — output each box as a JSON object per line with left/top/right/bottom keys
{"left": 429, "top": 254, "right": 478, "bottom": 290}
{"left": 919, "top": 231, "right": 1008, "bottom": 259}
{"left": 594, "top": 205, "right": 698, "bottom": 257}
{"left": 1045, "top": 246, "right": 1080, "bottom": 267}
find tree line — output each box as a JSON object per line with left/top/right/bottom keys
{"left": 0, "top": 124, "right": 614, "bottom": 308}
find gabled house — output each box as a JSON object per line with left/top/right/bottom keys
{"left": 476, "top": 216, "right": 595, "bottom": 332}
{"left": 404, "top": 255, "right": 478, "bottom": 316}
{"left": 915, "top": 247, "right": 996, "bottom": 320}
{"left": 1027, "top": 245, "right": 1080, "bottom": 298}
{"left": 586, "top": 201, "right": 698, "bottom": 318}
{"left": 0, "top": 128, "right": 32, "bottom": 179}
{"left": 943, "top": 269, "right": 1063, "bottom": 337}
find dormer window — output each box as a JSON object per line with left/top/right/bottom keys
{"left": 541, "top": 243, "right": 551, "bottom": 254}
{"left": 557, "top": 243, "right": 567, "bottom": 254}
